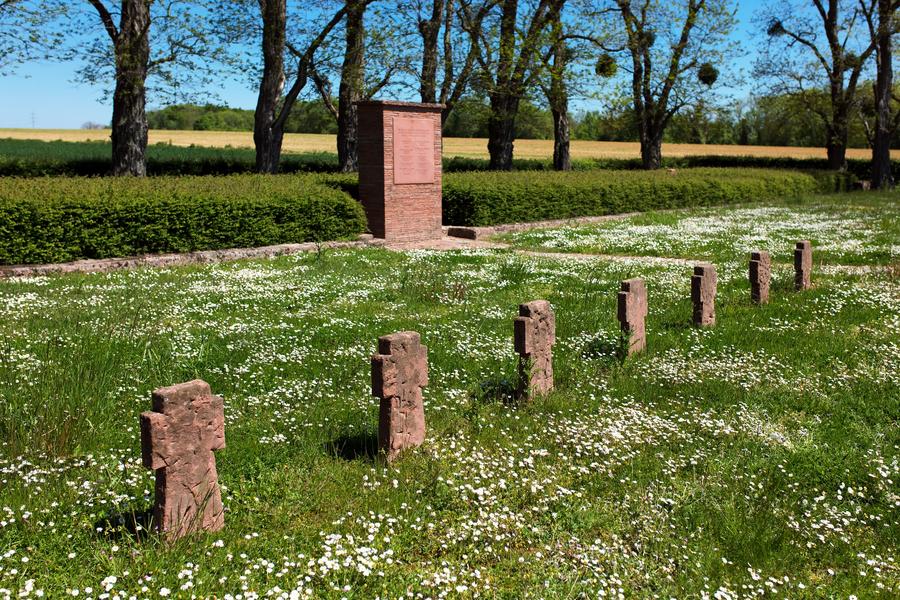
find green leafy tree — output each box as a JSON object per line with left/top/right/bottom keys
{"left": 33, "top": 1, "right": 224, "bottom": 176}
{"left": 194, "top": 108, "right": 255, "bottom": 131}
{"left": 589, "top": 0, "right": 737, "bottom": 169}
{"left": 219, "top": 0, "right": 352, "bottom": 173}
{"left": 0, "top": 0, "right": 65, "bottom": 75}
{"left": 147, "top": 104, "right": 207, "bottom": 129}
{"left": 441, "top": 96, "right": 552, "bottom": 138}
{"left": 442, "top": 96, "right": 492, "bottom": 136}
{"left": 146, "top": 101, "right": 340, "bottom": 133}
{"left": 572, "top": 99, "right": 638, "bottom": 141}
{"left": 514, "top": 99, "right": 554, "bottom": 138}
{"left": 861, "top": 0, "right": 899, "bottom": 187}
{"left": 307, "top": 2, "right": 410, "bottom": 172}
{"left": 284, "top": 99, "right": 340, "bottom": 133}
{"left": 401, "top": 0, "right": 487, "bottom": 124}
{"left": 756, "top": 0, "right": 880, "bottom": 170}
{"left": 461, "top": 0, "right": 567, "bottom": 170}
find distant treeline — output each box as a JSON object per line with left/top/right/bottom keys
{"left": 579, "top": 89, "right": 900, "bottom": 149}
{"left": 148, "top": 91, "right": 898, "bottom": 149}
{"left": 147, "top": 101, "right": 338, "bottom": 135}
{"left": 146, "top": 98, "right": 558, "bottom": 139}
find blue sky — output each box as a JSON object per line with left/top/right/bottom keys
{"left": 0, "top": 0, "right": 764, "bottom": 129}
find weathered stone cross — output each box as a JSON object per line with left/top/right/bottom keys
{"left": 372, "top": 331, "right": 428, "bottom": 462}
{"left": 691, "top": 263, "right": 717, "bottom": 327}
{"left": 140, "top": 379, "right": 225, "bottom": 540}
{"left": 514, "top": 300, "right": 556, "bottom": 398}
{"left": 794, "top": 240, "right": 812, "bottom": 290}
{"left": 618, "top": 278, "right": 648, "bottom": 355}
{"left": 749, "top": 251, "right": 771, "bottom": 304}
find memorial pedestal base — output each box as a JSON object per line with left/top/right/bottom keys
{"left": 357, "top": 101, "right": 444, "bottom": 242}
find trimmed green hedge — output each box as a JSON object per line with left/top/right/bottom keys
{"left": 656, "top": 155, "right": 897, "bottom": 182}
{"left": 443, "top": 154, "right": 900, "bottom": 180}
{"left": 441, "top": 168, "right": 849, "bottom": 227}
{"left": 0, "top": 139, "right": 338, "bottom": 176}
{"left": 0, "top": 166, "right": 855, "bottom": 265}
{"left": 4, "top": 139, "right": 896, "bottom": 179}
{"left": 0, "top": 175, "right": 367, "bottom": 265}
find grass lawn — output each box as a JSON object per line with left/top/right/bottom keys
{"left": 0, "top": 191, "right": 897, "bottom": 597}
{"left": 495, "top": 192, "right": 900, "bottom": 267}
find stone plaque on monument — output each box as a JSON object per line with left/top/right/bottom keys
{"left": 393, "top": 116, "right": 436, "bottom": 185}
{"left": 358, "top": 100, "right": 444, "bottom": 241}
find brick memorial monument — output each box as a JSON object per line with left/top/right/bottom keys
{"left": 794, "top": 240, "right": 812, "bottom": 290}
{"left": 140, "top": 379, "right": 226, "bottom": 540}
{"left": 749, "top": 251, "right": 771, "bottom": 304}
{"left": 617, "top": 278, "right": 648, "bottom": 355}
{"left": 371, "top": 331, "right": 428, "bottom": 462}
{"left": 357, "top": 101, "right": 444, "bottom": 241}
{"left": 691, "top": 264, "right": 717, "bottom": 327}
{"left": 514, "top": 300, "right": 556, "bottom": 398}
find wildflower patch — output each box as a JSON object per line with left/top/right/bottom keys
{"left": 0, "top": 192, "right": 896, "bottom": 597}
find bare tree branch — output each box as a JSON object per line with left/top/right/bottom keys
{"left": 87, "top": 0, "right": 118, "bottom": 42}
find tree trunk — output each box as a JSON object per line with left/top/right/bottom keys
{"left": 872, "top": 0, "right": 894, "bottom": 189}
{"left": 338, "top": 1, "right": 365, "bottom": 173}
{"left": 825, "top": 123, "right": 848, "bottom": 171}
{"left": 488, "top": 92, "right": 519, "bottom": 170}
{"left": 738, "top": 119, "right": 750, "bottom": 145}
{"left": 826, "top": 141, "right": 847, "bottom": 171}
{"left": 487, "top": 0, "right": 520, "bottom": 171}
{"left": 552, "top": 108, "right": 570, "bottom": 171}
{"left": 111, "top": 0, "right": 151, "bottom": 177}
{"left": 254, "top": 0, "right": 287, "bottom": 174}
{"left": 419, "top": 0, "right": 444, "bottom": 103}
{"left": 639, "top": 120, "right": 663, "bottom": 170}
{"left": 549, "top": 24, "right": 570, "bottom": 171}
{"left": 826, "top": 71, "right": 851, "bottom": 171}
{"left": 439, "top": 0, "right": 483, "bottom": 128}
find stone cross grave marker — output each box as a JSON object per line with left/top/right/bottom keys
{"left": 749, "top": 251, "right": 771, "bottom": 304}
{"left": 618, "top": 278, "right": 648, "bottom": 355}
{"left": 514, "top": 300, "right": 556, "bottom": 398}
{"left": 691, "top": 264, "right": 717, "bottom": 327}
{"left": 140, "top": 379, "right": 225, "bottom": 540}
{"left": 794, "top": 240, "right": 812, "bottom": 290}
{"left": 371, "top": 331, "right": 428, "bottom": 462}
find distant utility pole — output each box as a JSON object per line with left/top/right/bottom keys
{"left": 31, "top": 112, "right": 35, "bottom": 128}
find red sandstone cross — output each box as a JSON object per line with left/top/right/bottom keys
{"left": 618, "top": 278, "right": 648, "bottom": 355}
{"left": 514, "top": 300, "right": 556, "bottom": 398}
{"left": 140, "top": 379, "right": 226, "bottom": 539}
{"left": 371, "top": 332, "right": 428, "bottom": 462}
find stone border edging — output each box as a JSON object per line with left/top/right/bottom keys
{"left": 444, "top": 212, "right": 642, "bottom": 240}
{"left": 0, "top": 235, "right": 383, "bottom": 278}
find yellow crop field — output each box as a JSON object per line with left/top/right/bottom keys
{"left": 0, "top": 127, "right": 892, "bottom": 160}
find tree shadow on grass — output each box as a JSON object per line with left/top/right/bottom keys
{"left": 474, "top": 376, "right": 518, "bottom": 407}
{"left": 93, "top": 506, "right": 155, "bottom": 541}
{"left": 659, "top": 319, "right": 693, "bottom": 332}
{"left": 324, "top": 431, "right": 380, "bottom": 462}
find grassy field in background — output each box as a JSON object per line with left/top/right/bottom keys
{"left": 0, "top": 191, "right": 896, "bottom": 597}
{"left": 1, "top": 127, "right": 894, "bottom": 160}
